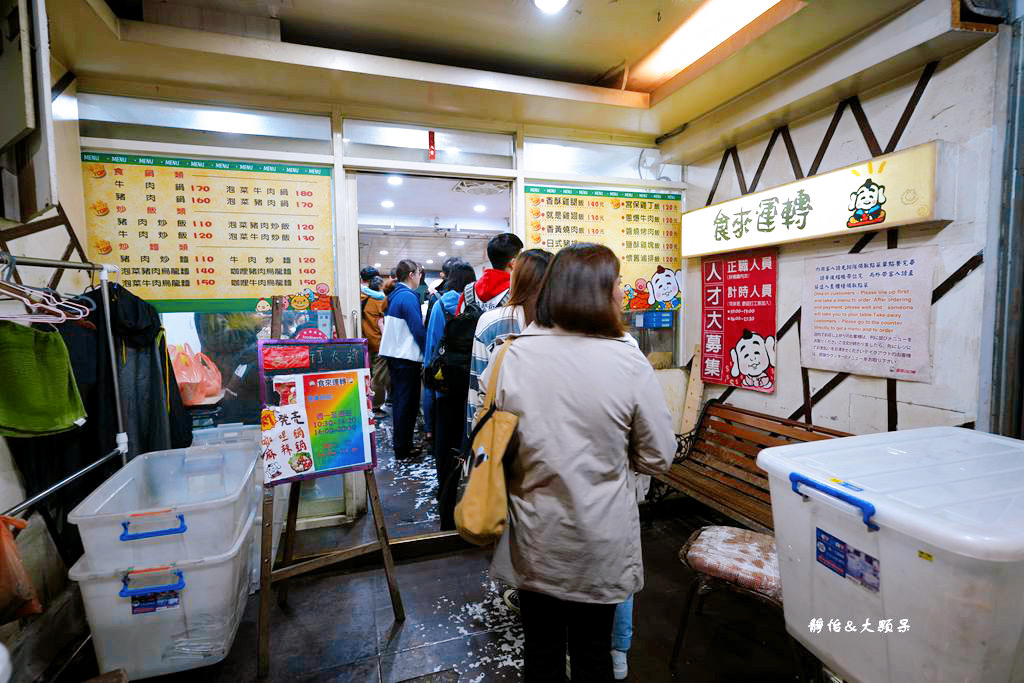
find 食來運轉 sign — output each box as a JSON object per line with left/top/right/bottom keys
{"left": 679, "top": 142, "right": 955, "bottom": 257}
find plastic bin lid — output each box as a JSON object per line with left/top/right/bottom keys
{"left": 756, "top": 427, "right": 1024, "bottom": 562}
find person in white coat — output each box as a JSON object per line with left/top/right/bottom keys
{"left": 480, "top": 243, "right": 676, "bottom": 682}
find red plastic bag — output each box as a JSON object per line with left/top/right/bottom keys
{"left": 169, "top": 343, "right": 203, "bottom": 406}
{"left": 0, "top": 516, "right": 42, "bottom": 624}
{"left": 195, "top": 352, "right": 222, "bottom": 399}
{"left": 170, "top": 343, "right": 222, "bottom": 406}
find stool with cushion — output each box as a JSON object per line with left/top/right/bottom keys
{"left": 671, "top": 525, "right": 804, "bottom": 678}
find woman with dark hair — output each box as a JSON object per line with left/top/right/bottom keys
{"left": 466, "top": 248, "right": 553, "bottom": 439}
{"left": 423, "top": 262, "right": 478, "bottom": 528}
{"left": 478, "top": 243, "right": 675, "bottom": 682}
{"left": 379, "top": 259, "right": 426, "bottom": 460}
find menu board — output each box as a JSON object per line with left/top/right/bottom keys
{"left": 81, "top": 152, "right": 334, "bottom": 312}
{"left": 525, "top": 186, "right": 682, "bottom": 312}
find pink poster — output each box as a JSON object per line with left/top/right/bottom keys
{"left": 701, "top": 248, "right": 778, "bottom": 393}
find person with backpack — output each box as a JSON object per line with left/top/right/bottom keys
{"left": 456, "top": 233, "right": 523, "bottom": 315}
{"left": 464, "top": 248, "right": 552, "bottom": 441}
{"left": 379, "top": 259, "right": 427, "bottom": 460}
{"left": 421, "top": 263, "right": 477, "bottom": 529}
{"left": 422, "top": 256, "right": 466, "bottom": 444}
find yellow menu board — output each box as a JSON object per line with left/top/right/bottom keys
{"left": 81, "top": 152, "right": 334, "bottom": 312}
{"left": 525, "top": 185, "right": 682, "bottom": 311}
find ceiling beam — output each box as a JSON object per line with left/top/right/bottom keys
{"left": 104, "top": 14, "right": 649, "bottom": 109}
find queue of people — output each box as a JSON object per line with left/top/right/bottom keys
{"left": 362, "top": 235, "right": 676, "bottom": 682}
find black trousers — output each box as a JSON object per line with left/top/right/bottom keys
{"left": 519, "top": 589, "right": 616, "bottom": 683}
{"left": 434, "top": 379, "right": 468, "bottom": 531}
{"left": 387, "top": 358, "right": 421, "bottom": 458}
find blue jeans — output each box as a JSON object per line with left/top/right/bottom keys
{"left": 612, "top": 594, "right": 633, "bottom": 652}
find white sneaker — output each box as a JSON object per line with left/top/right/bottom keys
{"left": 611, "top": 648, "right": 628, "bottom": 680}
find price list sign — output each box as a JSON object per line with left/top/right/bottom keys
{"left": 81, "top": 152, "right": 334, "bottom": 311}
{"left": 524, "top": 186, "right": 683, "bottom": 312}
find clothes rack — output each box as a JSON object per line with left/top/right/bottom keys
{"left": 0, "top": 252, "right": 128, "bottom": 464}
{"left": 2, "top": 447, "right": 123, "bottom": 518}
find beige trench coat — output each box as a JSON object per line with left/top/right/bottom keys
{"left": 482, "top": 324, "right": 676, "bottom": 604}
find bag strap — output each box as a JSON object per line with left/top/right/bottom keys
{"left": 481, "top": 341, "right": 513, "bottom": 412}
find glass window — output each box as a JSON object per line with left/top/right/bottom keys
{"left": 343, "top": 120, "right": 514, "bottom": 168}
{"left": 524, "top": 138, "right": 682, "bottom": 182}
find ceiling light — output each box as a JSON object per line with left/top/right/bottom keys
{"left": 379, "top": 250, "right": 389, "bottom": 255}
{"left": 630, "top": 0, "right": 792, "bottom": 90}
{"left": 381, "top": 200, "right": 394, "bottom": 208}
{"left": 534, "top": 0, "right": 568, "bottom": 14}
{"left": 455, "top": 240, "right": 465, "bottom": 246}
{"left": 438, "top": 251, "right": 447, "bottom": 257}
{"left": 373, "top": 262, "right": 381, "bottom": 268}
{"left": 447, "top": 147, "right": 460, "bottom": 157}
{"left": 473, "top": 204, "right": 486, "bottom": 213}
{"left": 426, "top": 259, "right": 434, "bottom": 264}
{"left": 387, "top": 175, "right": 403, "bottom": 186}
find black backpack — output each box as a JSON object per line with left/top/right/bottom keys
{"left": 423, "top": 285, "right": 505, "bottom": 393}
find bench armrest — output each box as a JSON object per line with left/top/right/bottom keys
{"left": 674, "top": 430, "right": 696, "bottom": 465}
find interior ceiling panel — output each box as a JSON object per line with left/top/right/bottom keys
{"left": 67, "top": 0, "right": 929, "bottom": 140}
{"left": 356, "top": 173, "right": 509, "bottom": 273}
{"left": 115, "top": 0, "right": 700, "bottom": 85}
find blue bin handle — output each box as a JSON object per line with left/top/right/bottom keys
{"left": 119, "top": 569, "right": 185, "bottom": 598}
{"left": 789, "top": 473, "right": 878, "bottom": 531}
{"left": 120, "top": 514, "right": 187, "bottom": 542}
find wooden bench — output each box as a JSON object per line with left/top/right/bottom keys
{"left": 655, "top": 400, "right": 850, "bottom": 532}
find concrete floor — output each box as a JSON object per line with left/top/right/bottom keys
{"left": 63, "top": 408, "right": 809, "bottom": 682}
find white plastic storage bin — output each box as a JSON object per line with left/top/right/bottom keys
{"left": 191, "top": 423, "right": 260, "bottom": 447}
{"left": 69, "top": 444, "right": 258, "bottom": 570}
{"left": 757, "top": 427, "right": 1024, "bottom": 683}
{"left": 70, "top": 510, "right": 254, "bottom": 680}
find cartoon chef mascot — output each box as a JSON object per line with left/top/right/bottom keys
{"left": 646, "top": 266, "right": 683, "bottom": 310}
{"left": 729, "top": 329, "right": 776, "bottom": 390}
{"left": 847, "top": 178, "right": 887, "bottom": 228}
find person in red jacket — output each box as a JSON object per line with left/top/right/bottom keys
{"left": 456, "top": 233, "right": 523, "bottom": 315}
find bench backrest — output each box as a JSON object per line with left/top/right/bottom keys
{"left": 682, "top": 401, "right": 850, "bottom": 528}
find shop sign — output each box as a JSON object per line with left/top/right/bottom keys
{"left": 680, "top": 142, "right": 953, "bottom": 257}
{"left": 802, "top": 248, "right": 934, "bottom": 382}
{"left": 260, "top": 369, "right": 373, "bottom": 484}
{"left": 525, "top": 185, "right": 683, "bottom": 311}
{"left": 81, "top": 152, "right": 334, "bottom": 312}
{"left": 701, "top": 248, "right": 778, "bottom": 393}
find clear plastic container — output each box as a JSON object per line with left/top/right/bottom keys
{"left": 69, "top": 510, "right": 254, "bottom": 680}
{"left": 757, "top": 427, "right": 1024, "bottom": 683}
{"left": 191, "top": 423, "right": 260, "bottom": 447}
{"left": 69, "top": 444, "right": 258, "bottom": 570}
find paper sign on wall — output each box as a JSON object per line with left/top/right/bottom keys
{"left": 260, "top": 369, "right": 373, "bottom": 484}
{"left": 801, "top": 248, "right": 933, "bottom": 382}
{"left": 701, "top": 248, "right": 778, "bottom": 393}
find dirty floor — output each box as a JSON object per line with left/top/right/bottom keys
{"left": 61, "top": 408, "right": 810, "bottom": 682}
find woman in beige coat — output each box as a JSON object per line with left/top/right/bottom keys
{"left": 480, "top": 243, "right": 676, "bottom": 682}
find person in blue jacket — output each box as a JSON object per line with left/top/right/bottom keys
{"left": 423, "top": 263, "right": 477, "bottom": 529}
{"left": 379, "top": 259, "right": 426, "bottom": 460}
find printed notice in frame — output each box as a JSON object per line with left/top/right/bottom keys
{"left": 260, "top": 369, "right": 373, "bottom": 485}
{"left": 801, "top": 248, "right": 934, "bottom": 382}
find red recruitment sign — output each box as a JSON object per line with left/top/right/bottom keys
{"left": 701, "top": 248, "right": 778, "bottom": 393}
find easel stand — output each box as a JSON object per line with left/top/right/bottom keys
{"left": 256, "top": 296, "right": 405, "bottom": 678}
{"left": 256, "top": 471, "right": 403, "bottom": 677}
